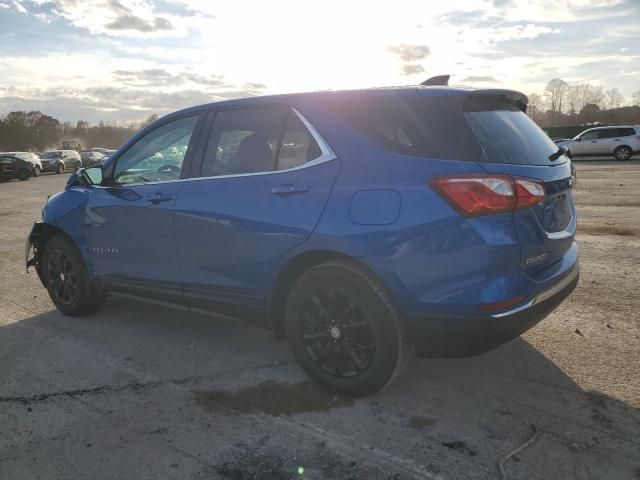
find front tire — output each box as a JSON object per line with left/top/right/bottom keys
{"left": 614, "top": 146, "right": 632, "bottom": 161}
{"left": 43, "top": 234, "right": 104, "bottom": 316}
{"left": 56, "top": 163, "right": 65, "bottom": 174}
{"left": 285, "top": 261, "right": 412, "bottom": 396}
{"left": 34, "top": 166, "right": 41, "bottom": 177}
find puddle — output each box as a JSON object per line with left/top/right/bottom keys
{"left": 578, "top": 222, "right": 634, "bottom": 236}
{"left": 193, "top": 381, "right": 353, "bottom": 416}
{"left": 408, "top": 415, "right": 437, "bottom": 429}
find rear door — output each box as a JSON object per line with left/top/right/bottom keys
{"left": 174, "top": 105, "right": 339, "bottom": 319}
{"left": 595, "top": 128, "right": 620, "bottom": 154}
{"left": 463, "top": 97, "right": 575, "bottom": 274}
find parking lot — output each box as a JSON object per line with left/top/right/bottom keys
{"left": 0, "top": 163, "right": 638, "bottom": 479}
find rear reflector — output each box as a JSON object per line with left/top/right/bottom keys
{"left": 431, "top": 174, "right": 546, "bottom": 217}
{"left": 479, "top": 295, "right": 526, "bottom": 312}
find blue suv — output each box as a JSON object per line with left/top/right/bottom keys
{"left": 26, "top": 79, "right": 579, "bottom": 396}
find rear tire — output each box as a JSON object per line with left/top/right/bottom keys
{"left": 17, "top": 169, "right": 31, "bottom": 181}
{"left": 56, "top": 163, "right": 65, "bottom": 174}
{"left": 285, "top": 260, "right": 412, "bottom": 397}
{"left": 614, "top": 146, "right": 632, "bottom": 161}
{"left": 43, "top": 234, "right": 104, "bottom": 316}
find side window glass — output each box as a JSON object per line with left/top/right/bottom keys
{"left": 113, "top": 115, "right": 199, "bottom": 185}
{"left": 276, "top": 112, "right": 322, "bottom": 170}
{"left": 598, "top": 129, "right": 617, "bottom": 139}
{"left": 0, "top": 156, "right": 15, "bottom": 165}
{"left": 581, "top": 131, "right": 598, "bottom": 141}
{"left": 201, "top": 107, "right": 288, "bottom": 177}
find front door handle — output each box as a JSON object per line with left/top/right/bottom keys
{"left": 591, "top": 140, "right": 597, "bottom": 143}
{"left": 144, "top": 193, "right": 173, "bottom": 204}
{"left": 271, "top": 184, "right": 309, "bottom": 197}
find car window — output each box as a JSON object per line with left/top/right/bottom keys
{"left": 618, "top": 127, "right": 635, "bottom": 137}
{"left": 200, "top": 107, "right": 288, "bottom": 177}
{"left": 0, "top": 156, "right": 16, "bottom": 165}
{"left": 276, "top": 112, "right": 322, "bottom": 170}
{"left": 113, "top": 115, "right": 199, "bottom": 185}
{"left": 598, "top": 129, "right": 619, "bottom": 139}
{"left": 580, "top": 130, "right": 599, "bottom": 141}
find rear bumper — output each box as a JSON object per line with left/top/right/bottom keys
{"left": 408, "top": 263, "right": 579, "bottom": 358}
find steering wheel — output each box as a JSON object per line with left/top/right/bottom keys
{"left": 157, "top": 164, "right": 181, "bottom": 175}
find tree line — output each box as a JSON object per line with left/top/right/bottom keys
{"left": 528, "top": 79, "right": 640, "bottom": 127}
{"left": 0, "top": 111, "right": 159, "bottom": 153}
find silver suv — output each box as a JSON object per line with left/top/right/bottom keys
{"left": 40, "top": 150, "right": 82, "bottom": 173}
{"left": 555, "top": 126, "right": 639, "bottom": 161}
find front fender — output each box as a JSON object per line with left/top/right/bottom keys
{"left": 38, "top": 187, "right": 95, "bottom": 274}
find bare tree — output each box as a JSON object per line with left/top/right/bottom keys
{"left": 631, "top": 90, "right": 640, "bottom": 106}
{"left": 565, "top": 86, "right": 580, "bottom": 115}
{"left": 606, "top": 88, "right": 624, "bottom": 109}
{"left": 545, "top": 78, "right": 569, "bottom": 113}
{"left": 585, "top": 85, "right": 606, "bottom": 109}
{"left": 527, "top": 93, "right": 544, "bottom": 122}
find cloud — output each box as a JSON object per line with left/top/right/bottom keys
{"left": 402, "top": 64, "right": 425, "bottom": 75}
{"left": 105, "top": 14, "right": 173, "bottom": 33}
{"left": 0, "top": 83, "right": 261, "bottom": 123}
{"left": 386, "top": 44, "right": 430, "bottom": 61}
{"left": 50, "top": 0, "right": 182, "bottom": 37}
{"left": 460, "top": 75, "right": 498, "bottom": 82}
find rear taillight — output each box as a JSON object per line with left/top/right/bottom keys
{"left": 431, "top": 174, "right": 546, "bottom": 217}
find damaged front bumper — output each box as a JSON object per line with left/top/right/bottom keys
{"left": 25, "top": 222, "right": 45, "bottom": 284}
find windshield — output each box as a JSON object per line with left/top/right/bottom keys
{"left": 41, "top": 152, "right": 61, "bottom": 159}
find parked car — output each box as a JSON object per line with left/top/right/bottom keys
{"left": 80, "top": 150, "right": 105, "bottom": 167}
{"left": 554, "top": 125, "right": 640, "bottom": 160}
{"left": 91, "top": 147, "right": 112, "bottom": 155}
{"left": 40, "top": 150, "right": 82, "bottom": 173}
{"left": 26, "top": 79, "right": 579, "bottom": 396}
{"left": 0, "top": 151, "right": 42, "bottom": 176}
{"left": 0, "top": 154, "right": 36, "bottom": 181}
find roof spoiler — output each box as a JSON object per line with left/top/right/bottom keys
{"left": 420, "top": 75, "right": 450, "bottom": 86}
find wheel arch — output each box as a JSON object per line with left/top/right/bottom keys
{"left": 32, "top": 223, "right": 86, "bottom": 287}
{"left": 268, "top": 249, "right": 391, "bottom": 340}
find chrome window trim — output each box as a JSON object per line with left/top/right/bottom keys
{"left": 99, "top": 108, "right": 337, "bottom": 188}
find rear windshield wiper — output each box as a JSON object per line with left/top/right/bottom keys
{"left": 548, "top": 146, "right": 568, "bottom": 161}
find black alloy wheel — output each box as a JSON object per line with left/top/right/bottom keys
{"left": 285, "top": 260, "right": 412, "bottom": 396}
{"left": 299, "top": 290, "right": 375, "bottom": 378}
{"left": 46, "top": 249, "right": 79, "bottom": 306}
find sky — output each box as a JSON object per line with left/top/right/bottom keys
{"left": 0, "top": 0, "right": 638, "bottom": 123}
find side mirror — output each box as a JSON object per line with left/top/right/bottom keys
{"left": 66, "top": 165, "right": 103, "bottom": 189}
{"left": 575, "top": 137, "right": 581, "bottom": 142}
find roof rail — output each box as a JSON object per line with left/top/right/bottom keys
{"left": 420, "top": 75, "right": 450, "bottom": 86}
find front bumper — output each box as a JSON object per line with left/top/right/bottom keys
{"left": 25, "top": 222, "right": 45, "bottom": 284}
{"left": 408, "top": 263, "right": 579, "bottom": 358}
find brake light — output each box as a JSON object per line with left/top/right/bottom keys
{"left": 431, "top": 174, "right": 546, "bottom": 217}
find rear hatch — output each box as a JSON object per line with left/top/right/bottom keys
{"left": 462, "top": 94, "right": 575, "bottom": 273}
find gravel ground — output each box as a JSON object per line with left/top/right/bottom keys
{"left": 0, "top": 162, "right": 638, "bottom": 480}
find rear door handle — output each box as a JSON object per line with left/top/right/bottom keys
{"left": 271, "top": 184, "right": 309, "bottom": 197}
{"left": 144, "top": 193, "right": 173, "bottom": 204}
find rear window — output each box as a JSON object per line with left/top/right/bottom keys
{"left": 321, "top": 94, "right": 560, "bottom": 165}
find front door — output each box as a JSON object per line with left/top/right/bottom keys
{"left": 174, "top": 106, "right": 339, "bottom": 320}
{"left": 573, "top": 129, "right": 600, "bottom": 155}
{"left": 84, "top": 114, "right": 202, "bottom": 304}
